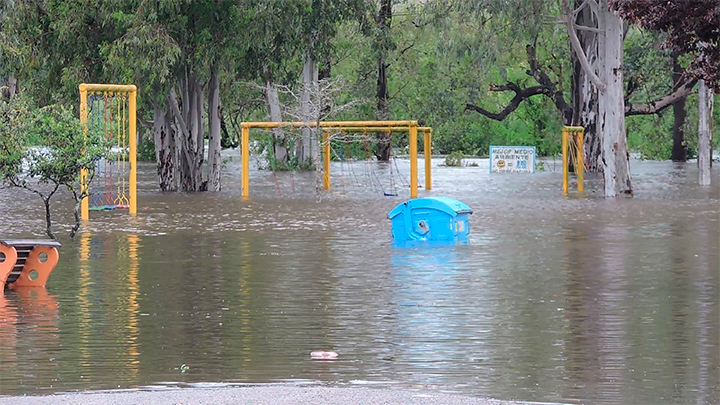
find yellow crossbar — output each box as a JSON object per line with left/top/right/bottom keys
{"left": 240, "top": 121, "right": 430, "bottom": 198}
{"left": 79, "top": 83, "right": 137, "bottom": 93}
{"left": 241, "top": 120, "right": 418, "bottom": 129}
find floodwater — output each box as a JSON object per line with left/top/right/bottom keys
{"left": 0, "top": 155, "right": 718, "bottom": 404}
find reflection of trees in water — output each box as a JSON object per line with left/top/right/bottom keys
{"left": 693, "top": 219, "right": 719, "bottom": 405}
{"left": 562, "top": 221, "right": 629, "bottom": 403}
{"left": 562, "top": 211, "right": 720, "bottom": 404}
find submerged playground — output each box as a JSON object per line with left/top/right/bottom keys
{"left": 0, "top": 84, "right": 718, "bottom": 405}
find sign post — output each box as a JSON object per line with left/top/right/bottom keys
{"left": 489, "top": 146, "right": 536, "bottom": 173}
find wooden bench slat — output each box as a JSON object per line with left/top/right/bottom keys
{"left": 0, "top": 239, "right": 61, "bottom": 248}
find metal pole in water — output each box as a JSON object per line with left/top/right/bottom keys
{"left": 424, "top": 129, "right": 432, "bottom": 191}
{"left": 129, "top": 86, "right": 137, "bottom": 216}
{"left": 79, "top": 84, "right": 89, "bottom": 221}
{"left": 242, "top": 125, "right": 250, "bottom": 198}
{"left": 410, "top": 124, "right": 418, "bottom": 198}
{"left": 323, "top": 131, "right": 330, "bottom": 190}
{"left": 577, "top": 129, "right": 584, "bottom": 193}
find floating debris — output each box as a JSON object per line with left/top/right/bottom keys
{"left": 310, "top": 351, "right": 338, "bottom": 360}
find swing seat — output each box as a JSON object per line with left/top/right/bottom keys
{"left": 89, "top": 206, "right": 105, "bottom": 211}
{"left": 115, "top": 204, "right": 129, "bottom": 209}
{"left": 384, "top": 192, "right": 398, "bottom": 197}
{"left": 103, "top": 205, "right": 117, "bottom": 210}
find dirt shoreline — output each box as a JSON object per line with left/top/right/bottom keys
{"left": 0, "top": 386, "right": 569, "bottom": 405}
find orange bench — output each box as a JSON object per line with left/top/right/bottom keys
{"left": 0, "top": 239, "right": 61, "bottom": 289}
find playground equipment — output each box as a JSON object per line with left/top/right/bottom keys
{"left": 240, "top": 121, "right": 432, "bottom": 198}
{"left": 562, "top": 126, "right": 585, "bottom": 194}
{"left": 388, "top": 197, "right": 472, "bottom": 243}
{"left": 0, "top": 239, "right": 61, "bottom": 289}
{"left": 79, "top": 84, "right": 137, "bottom": 220}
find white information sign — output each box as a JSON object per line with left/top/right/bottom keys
{"left": 489, "top": 146, "right": 536, "bottom": 173}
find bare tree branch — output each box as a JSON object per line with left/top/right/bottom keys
{"left": 464, "top": 85, "right": 550, "bottom": 121}
{"left": 574, "top": 25, "right": 603, "bottom": 33}
{"left": 465, "top": 45, "right": 572, "bottom": 123}
{"left": 525, "top": 45, "right": 573, "bottom": 123}
{"left": 572, "top": 0, "right": 590, "bottom": 18}
{"left": 564, "top": 12, "right": 605, "bottom": 91}
{"left": 626, "top": 74, "right": 698, "bottom": 116}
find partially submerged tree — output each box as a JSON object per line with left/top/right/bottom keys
{"left": 278, "top": 76, "right": 363, "bottom": 197}
{"left": 612, "top": 0, "right": 719, "bottom": 185}
{"left": 460, "top": 0, "right": 701, "bottom": 196}
{"left": 0, "top": 98, "right": 111, "bottom": 239}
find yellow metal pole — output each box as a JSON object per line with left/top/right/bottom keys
{"left": 79, "top": 84, "right": 137, "bottom": 93}
{"left": 241, "top": 120, "right": 418, "bottom": 129}
{"left": 576, "top": 129, "right": 584, "bottom": 193}
{"left": 562, "top": 128, "right": 569, "bottom": 194}
{"left": 409, "top": 124, "right": 418, "bottom": 198}
{"left": 424, "top": 129, "right": 432, "bottom": 191}
{"left": 128, "top": 87, "right": 137, "bottom": 216}
{"left": 79, "top": 84, "right": 89, "bottom": 221}
{"left": 241, "top": 126, "right": 250, "bottom": 198}
{"left": 323, "top": 131, "right": 330, "bottom": 190}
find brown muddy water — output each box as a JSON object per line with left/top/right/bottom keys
{"left": 0, "top": 156, "right": 718, "bottom": 404}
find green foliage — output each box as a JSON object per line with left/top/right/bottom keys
{"left": 2, "top": 0, "right": 712, "bottom": 179}
{"left": 444, "top": 151, "right": 464, "bottom": 167}
{"left": 0, "top": 97, "right": 112, "bottom": 238}
{"left": 137, "top": 135, "right": 156, "bottom": 162}
{"left": 20, "top": 105, "right": 110, "bottom": 187}
{"left": 0, "top": 95, "right": 29, "bottom": 177}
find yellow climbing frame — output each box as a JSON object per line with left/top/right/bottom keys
{"left": 79, "top": 83, "right": 137, "bottom": 219}
{"left": 562, "top": 126, "right": 584, "bottom": 194}
{"left": 240, "top": 121, "right": 432, "bottom": 199}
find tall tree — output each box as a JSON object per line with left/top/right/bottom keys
{"left": 565, "top": 0, "right": 632, "bottom": 196}
{"left": 612, "top": 0, "right": 719, "bottom": 184}
{"left": 670, "top": 51, "right": 687, "bottom": 162}
{"left": 251, "top": 0, "right": 367, "bottom": 168}
{"left": 374, "top": 0, "right": 393, "bottom": 161}
{"left": 461, "top": 0, "right": 698, "bottom": 195}
{"left": 109, "top": 0, "right": 248, "bottom": 192}
{"left": 698, "top": 79, "right": 714, "bottom": 186}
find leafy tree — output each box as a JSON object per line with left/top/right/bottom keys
{"left": 611, "top": 0, "right": 720, "bottom": 86}
{"left": 0, "top": 97, "right": 111, "bottom": 239}
{"left": 613, "top": 0, "right": 718, "bottom": 185}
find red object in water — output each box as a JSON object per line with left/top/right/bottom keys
{"left": 310, "top": 351, "right": 338, "bottom": 359}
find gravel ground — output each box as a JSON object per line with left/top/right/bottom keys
{"left": 0, "top": 386, "right": 569, "bottom": 405}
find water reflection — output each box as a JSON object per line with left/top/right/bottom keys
{"left": 390, "top": 245, "right": 464, "bottom": 372}
{"left": 0, "top": 288, "right": 59, "bottom": 393}
{"left": 74, "top": 232, "right": 142, "bottom": 388}
{"left": 0, "top": 159, "right": 717, "bottom": 404}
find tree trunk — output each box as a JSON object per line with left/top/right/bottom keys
{"left": 571, "top": 1, "right": 602, "bottom": 172}
{"left": 698, "top": 80, "right": 713, "bottom": 186}
{"left": 43, "top": 197, "right": 55, "bottom": 240}
{"left": 264, "top": 80, "right": 287, "bottom": 163}
{"left": 70, "top": 199, "right": 81, "bottom": 239}
{"left": 171, "top": 72, "right": 207, "bottom": 192}
{"left": 319, "top": 58, "right": 331, "bottom": 80}
{"left": 375, "top": 0, "right": 392, "bottom": 162}
{"left": 207, "top": 65, "right": 222, "bottom": 191}
{"left": 298, "top": 52, "right": 318, "bottom": 167}
{"left": 1, "top": 75, "right": 18, "bottom": 99}
{"left": 598, "top": 2, "right": 632, "bottom": 197}
{"left": 671, "top": 52, "right": 687, "bottom": 162}
{"left": 195, "top": 79, "right": 205, "bottom": 179}
{"left": 153, "top": 100, "right": 177, "bottom": 191}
